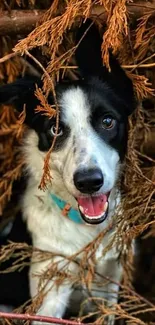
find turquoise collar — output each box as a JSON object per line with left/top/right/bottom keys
{"left": 50, "top": 193, "right": 85, "bottom": 224}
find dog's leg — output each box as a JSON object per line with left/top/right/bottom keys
{"left": 91, "top": 255, "right": 123, "bottom": 325}
{"left": 101, "top": 259, "right": 122, "bottom": 325}
{"left": 29, "top": 256, "right": 77, "bottom": 325}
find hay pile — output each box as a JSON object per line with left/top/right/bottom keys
{"left": 0, "top": 0, "right": 155, "bottom": 324}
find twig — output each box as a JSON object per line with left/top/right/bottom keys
{"left": 123, "top": 62, "right": 155, "bottom": 69}
{"left": 61, "top": 66, "right": 78, "bottom": 69}
{"left": 25, "top": 50, "right": 50, "bottom": 80}
{"left": 0, "top": 52, "right": 17, "bottom": 63}
{"left": 0, "top": 311, "right": 90, "bottom": 325}
{"left": 122, "top": 53, "right": 155, "bottom": 70}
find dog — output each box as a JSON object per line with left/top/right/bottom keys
{"left": 0, "top": 20, "right": 136, "bottom": 324}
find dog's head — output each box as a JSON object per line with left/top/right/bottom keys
{"left": 0, "top": 20, "right": 136, "bottom": 225}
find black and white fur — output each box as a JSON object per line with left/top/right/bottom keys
{"left": 0, "top": 20, "right": 136, "bottom": 324}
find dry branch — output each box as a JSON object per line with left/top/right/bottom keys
{"left": 0, "top": 10, "right": 44, "bottom": 35}
{"left": 92, "top": 1, "right": 155, "bottom": 20}
{"left": 0, "top": 311, "right": 88, "bottom": 325}
{"left": 0, "top": 1, "right": 155, "bottom": 36}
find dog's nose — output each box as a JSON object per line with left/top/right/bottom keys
{"left": 73, "top": 168, "right": 103, "bottom": 194}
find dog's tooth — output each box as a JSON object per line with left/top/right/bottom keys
{"left": 103, "top": 201, "right": 108, "bottom": 212}
{"left": 85, "top": 214, "right": 94, "bottom": 219}
{"left": 85, "top": 213, "right": 105, "bottom": 220}
{"left": 79, "top": 205, "right": 84, "bottom": 213}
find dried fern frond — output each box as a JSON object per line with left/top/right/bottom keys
{"left": 35, "top": 86, "right": 56, "bottom": 118}
{"left": 101, "top": 0, "right": 128, "bottom": 68}
{"left": 127, "top": 72, "right": 154, "bottom": 100}
{"left": 134, "top": 12, "right": 155, "bottom": 62}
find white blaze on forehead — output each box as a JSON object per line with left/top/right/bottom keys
{"left": 57, "top": 86, "right": 120, "bottom": 194}
{"left": 60, "top": 87, "right": 90, "bottom": 132}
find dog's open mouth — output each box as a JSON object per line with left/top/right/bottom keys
{"left": 77, "top": 193, "right": 109, "bottom": 225}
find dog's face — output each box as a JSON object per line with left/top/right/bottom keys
{"left": 0, "top": 20, "right": 136, "bottom": 225}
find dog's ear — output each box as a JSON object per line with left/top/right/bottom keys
{"left": 75, "top": 19, "right": 103, "bottom": 77}
{"left": 75, "top": 19, "right": 136, "bottom": 115}
{"left": 107, "top": 55, "right": 137, "bottom": 116}
{"left": 0, "top": 76, "right": 42, "bottom": 126}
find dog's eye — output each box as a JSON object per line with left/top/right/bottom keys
{"left": 102, "top": 117, "right": 115, "bottom": 129}
{"left": 50, "top": 124, "right": 63, "bottom": 136}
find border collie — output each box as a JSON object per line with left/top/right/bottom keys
{"left": 0, "top": 20, "right": 136, "bottom": 325}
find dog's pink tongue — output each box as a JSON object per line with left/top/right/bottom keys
{"left": 77, "top": 194, "right": 107, "bottom": 217}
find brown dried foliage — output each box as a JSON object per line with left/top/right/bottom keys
{"left": 0, "top": 0, "right": 155, "bottom": 323}
{"left": 134, "top": 12, "right": 155, "bottom": 62}
{"left": 0, "top": 104, "right": 26, "bottom": 215}
{"left": 101, "top": 0, "right": 128, "bottom": 68}
{"left": 35, "top": 86, "right": 56, "bottom": 118}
